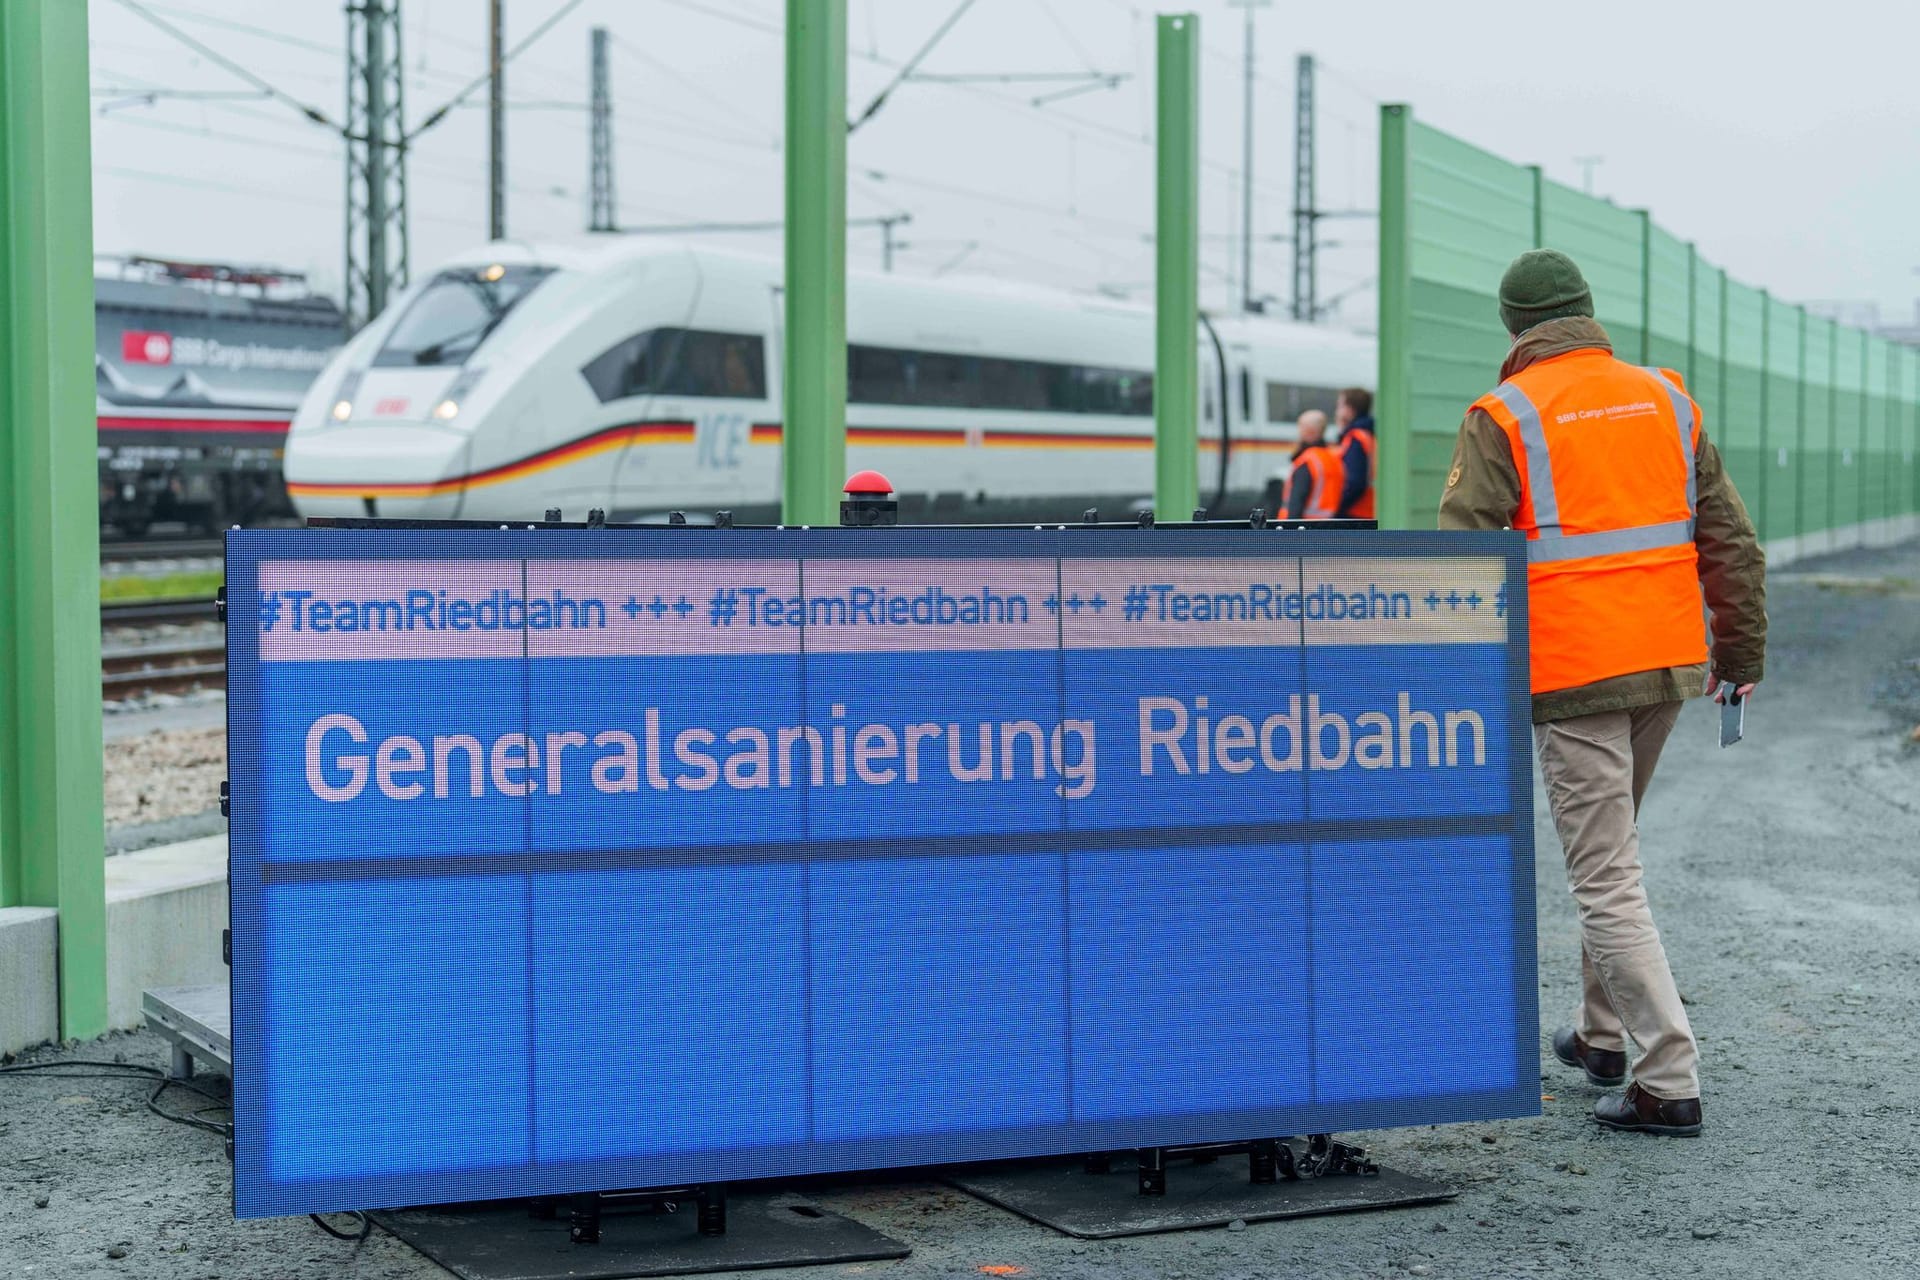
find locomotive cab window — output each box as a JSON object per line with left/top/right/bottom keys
{"left": 581, "top": 329, "right": 768, "bottom": 404}
{"left": 373, "top": 264, "right": 554, "bottom": 368}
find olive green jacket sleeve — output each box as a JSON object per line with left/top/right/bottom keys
{"left": 1436, "top": 407, "right": 1520, "bottom": 535}
{"left": 1690, "top": 430, "right": 1767, "bottom": 686}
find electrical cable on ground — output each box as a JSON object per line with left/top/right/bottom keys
{"left": 309, "top": 1211, "right": 374, "bottom": 1241}
{"left": 3, "top": 1058, "right": 374, "bottom": 1245}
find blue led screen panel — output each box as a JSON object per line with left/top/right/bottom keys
{"left": 225, "top": 528, "right": 1537, "bottom": 1218}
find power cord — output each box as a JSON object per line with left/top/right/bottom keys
{"left": 4, "top": 1058, "right": 232, "bottom": 1137}
{"left": 308, "top": 1211, "right": 373, "bottom": 1241}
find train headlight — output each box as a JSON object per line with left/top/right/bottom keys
{"left": 327, "top": 370, "right": 365, "bottom": 425}
{"left": 432, "top": 367, "right": 488, "bottom": 425}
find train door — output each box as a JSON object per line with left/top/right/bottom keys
{"left": 604, "top": 250, "right": 704, "bottom": 518}
{"left": 1232, "top": 349, "right": 1290, "bottom": 515}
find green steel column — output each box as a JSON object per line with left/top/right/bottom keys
{"left": 1757, "top": 292, "right": 1770, "bottom": 537}
{"left": 1528, "top": 165, "right": 1543, "bottom": 249}
{"left": 1153, "top": 13, "right": 1199, "bottom": 520}
{"left": 782, "top": 0, "right": 847, "bottom": 525}
{"left": 1795, "top": 306, "right": 1806, "bottom": 540}
{"left": 1375, "top": 104, "right": 1413, "bottom": 529}
{"left": 0, "top": 0, "right": 106, "bottom": 1036}
{"left": 1684, "top": 243, "right": 1697, "bottom": 390}
{"left": 1858, "top": 331, "right": 1868, "bottom": 543}
{"left": 1827, "top": 322, "right": 1838, "bottom": 543}
{"left": 1637, "top": 211, "right": 1651, "bottom": 365}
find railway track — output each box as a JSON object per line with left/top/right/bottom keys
{"left": 101, "top": 637, "right": 225, "bottom": 702}
{"left": 102, "top": 596, "right": 223, "bottom": 701}
{"left": 101, "top": 537, "right": 225, "bottom": 563}
{"left": 102, "top": 597, "right": 220, "bottom": 627}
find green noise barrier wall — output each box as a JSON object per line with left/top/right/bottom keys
{"left": 1376, "top": 105, "right": 1920, "bottom": 559}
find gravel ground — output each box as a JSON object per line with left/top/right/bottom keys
{"left": 7, "top": 540, "right": 1919, "bottom": 1280}
{"left": 101, "top": 623, "right": 227, "bottom": 838}
{"left": 102, "top": 725, "right": 226, "bottom": 831}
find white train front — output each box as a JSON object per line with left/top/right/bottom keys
{"left": 285, "top": 240, "right": 1374, "bottom": 524}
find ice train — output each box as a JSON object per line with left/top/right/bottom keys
{"left": 285, "top": 240, "right": 1374, "bottom": 524}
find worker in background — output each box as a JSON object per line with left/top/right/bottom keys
{"left": 1334, "top": 387, "right": 1377, "bottom": 519}
{"left": 1439, "top": 249, "right": 1767, "bottom": 1137}
{"left": 1284, "top": 410, "right": 1345, "bottom": 520}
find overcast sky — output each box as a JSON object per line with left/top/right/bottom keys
{"left": 85, "top": 0, "right": 1920, "bottom": 332}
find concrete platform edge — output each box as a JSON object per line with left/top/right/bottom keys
{"left": 1, "top": 834, "right": 227, "bottom": 1054}
{"left": 0, "top": 906, "right": 60, "bottom": 1053}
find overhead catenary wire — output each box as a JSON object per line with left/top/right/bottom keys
{"left": 108, "top": 0, "right": 341, "bottom": 129}
{"left": 409, "top": 0, "right": 592, "bottom": 139}
{"left": 93, "top": 0, "right": 1288, "bottom": 313}
{"left": 848, "top": 0, "right": 980, "bottom": 134}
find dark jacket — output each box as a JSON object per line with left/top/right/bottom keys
{"left": 1335, "top": 415, "right": 1375, "bottom": 516}
{"left": 1437, "top": 316, "right": 1768, "bottom": 723}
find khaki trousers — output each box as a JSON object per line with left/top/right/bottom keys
{"left": 1534, "top": 701, "right": 1699, "bottom": 1099}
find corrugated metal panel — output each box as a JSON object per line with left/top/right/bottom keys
{"left": 1802, "top": 315, "right": 1835, "bottom": 542}
{"left": 1539, "top": 179, "right": 1643, "bottom": 362}
{"left": 1401, "top": 121, "right": 1536, "bottom": 528}
{"left": 1833, "top": 325, "right": 1865, "bottom": 537}
{"left": 1864, "top": 337, "right": 1889, "bottom": 523}
{"left": 1383, "top": 110, "right": 1920, "bottom": 538}
{"left": 1646, "top": 225, "right": 1691, "bottom": 373}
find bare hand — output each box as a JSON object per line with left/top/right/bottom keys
{"left": 1713, "top": 682, "right": 1757, "bottom": 704}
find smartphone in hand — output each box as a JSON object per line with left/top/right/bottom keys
{"left": 1718, "top": 682, "right": 1745, "bottom": 748}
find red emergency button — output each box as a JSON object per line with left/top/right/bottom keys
{"left": 844, "top": 470, "right": 894, "bottom": 497}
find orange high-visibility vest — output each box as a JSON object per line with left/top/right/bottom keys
{"left": 1296, "top": 445, "right": 1346, "bottom": 520}
{"left": 1471, "top": 350, "right": 1708, "bottom": 694}
{"left": 1344, "top": 426, "right": 1376, "bottom": 518}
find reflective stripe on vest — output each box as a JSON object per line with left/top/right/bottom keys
{"left": 1301, "top": 447, "right": 1343, "bottom": 519}
{"left": 1486, "top": 374, "right": 1697, "bottom": 564}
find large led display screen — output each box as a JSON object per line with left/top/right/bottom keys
{"left": 225, "top": 528, "right": 1537, "bottom": 1218}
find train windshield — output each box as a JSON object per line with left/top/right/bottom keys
{"left": 372, "top": 264, "right": 554, "bottom": 368}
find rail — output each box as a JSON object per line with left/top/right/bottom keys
{"left": 101, "top": 637, "right": 225, "bottom": 702}
{"left": 100, "top": 537, "right": 225, "bottom": 563}
{"left": 101, "top": 597, "right": 220, "bottom": 627}
{"left": 101, "top": 597, "right": 223, "bottom": 701}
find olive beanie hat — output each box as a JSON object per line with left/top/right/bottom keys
{"left": 1499, "top": 249, "right": 1594, "bottom": 336}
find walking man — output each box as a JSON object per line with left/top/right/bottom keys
{"left": 1439, "top": 249, "right": 1768, "bottom": 1135}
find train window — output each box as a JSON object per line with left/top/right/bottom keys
{"left": 1264, "top": 381, "right": 1342, "bottom": 424}
{"left": 849, "top": 343, "right": 1153, "bottom": 417}
{"left": 979, "top": 357, "right": 1048, "bottom": 412}
{"left": 581, "top": 329, "right": 767, "bottom": 403}
{"left": 374, "top": 265, "right": 554, "bottom": 367}
{"left": 848, "top": 346, "right": 914, "bottom": 404}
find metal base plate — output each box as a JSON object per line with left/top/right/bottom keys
{"left": 142, "top": 982, "right": 232, "bottom": 1078}
{"left": 369, "top": 1194, "right": 910, "bottom": 1280}
{"left": 949, "top": 1153, "right": 1455, "bottom": 1239}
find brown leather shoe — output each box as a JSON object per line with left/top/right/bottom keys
{"left": 1593, "top": 1083, "right": 1702, "bottom": 1136}
{"left": 1552, "top": 1026, "right": 1626, "bottom": 1086}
